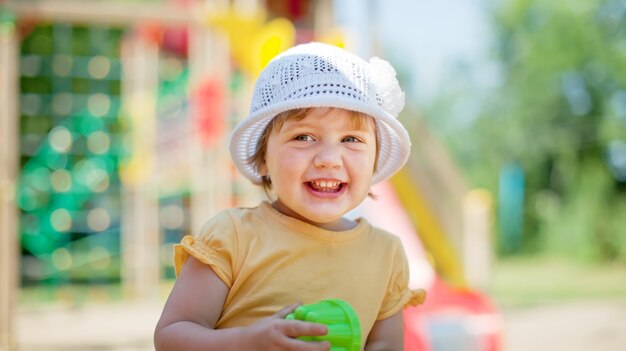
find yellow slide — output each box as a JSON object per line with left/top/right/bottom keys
{"left": 390, "top": 167, "right": 467, "bottom": 289}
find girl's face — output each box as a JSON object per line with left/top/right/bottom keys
{"left": 259, "top": 107, "right": 377, "bottom": 231}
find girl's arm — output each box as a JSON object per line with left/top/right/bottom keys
{"left": 154, "top": 256, "right": 330, "bottom": 351}
{"left": 364, "top": 311, "right": 404, "bottom": 351}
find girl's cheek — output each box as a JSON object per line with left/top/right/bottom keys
{"left": 275, "top": 152, "right": 307, "bottom": 171}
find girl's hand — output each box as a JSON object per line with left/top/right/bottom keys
{"left": 156, "top": 257, "right": 330, "bottom": 351}
{"left": 243, "top": 302, "right": 331, "bottom": 351}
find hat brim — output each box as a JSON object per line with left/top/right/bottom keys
{"left": 228, "top": 96, "right": 411, "bottom": 185}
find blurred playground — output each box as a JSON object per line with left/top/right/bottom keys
{"left": 2, "top": 1, "right": 626, "bottom": 351}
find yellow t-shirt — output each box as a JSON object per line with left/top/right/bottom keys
{"left": 174, "top": 201, "right": 424, "bottom": 343}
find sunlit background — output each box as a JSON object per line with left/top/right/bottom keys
{"left": 0, "top": 0, "right": 625, "bottom": 350}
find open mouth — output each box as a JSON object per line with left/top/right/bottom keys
{"left": 307, "top": 179, "right": 344, "bottom": 193}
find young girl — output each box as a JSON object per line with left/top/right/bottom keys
{"left": 154, "top": 42, "right": 425, "bottom": 351}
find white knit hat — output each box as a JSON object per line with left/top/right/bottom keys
{"left": 228, "top": 42, "right": 411, "bottom": 185}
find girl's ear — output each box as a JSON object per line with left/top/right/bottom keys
{"left": 258, "top": 161, "right": 268, "bottom": 176}
{"left": 367, "top": 188, "right": 377, "bottom": 199}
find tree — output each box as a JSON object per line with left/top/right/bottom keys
{"left": 430, "top": 0, "right": 626, "bottom": 261}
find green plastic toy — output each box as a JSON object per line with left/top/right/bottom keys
{"left": 286, "top": 298, "right": 361, "bottom": 351}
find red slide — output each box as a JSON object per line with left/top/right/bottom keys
{"left": 350, "top": 181, "right": 503, "bottom": 351}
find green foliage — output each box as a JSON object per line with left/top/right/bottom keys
{"left": 428, "top": 0, "right": 626, "bottom": 261}
{"left": 538, "top": 159, "right": 615, "bottom": 260}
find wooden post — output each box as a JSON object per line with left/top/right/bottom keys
{"left": 5, "top": 0, "right": 194, "bottom": 26}
{"left": 188, "top": 0, "right": 233, "bottom": 233}
{"left": 0, "top": 15, "right": 19, "bottom": 351}
{"left": 119, "top": 30, "right": 160, "bottom": 300}
{"left": 313, "top": 0, "right": 334, "bottom": 36}
{"left": 462, "top": 189, "right": 493, "bottom": 290}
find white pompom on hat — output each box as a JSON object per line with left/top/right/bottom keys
{"left": 228, "top": 42, "right": 411, "bottom": 185}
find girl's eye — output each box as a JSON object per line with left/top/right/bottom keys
{"left": 294, "top": 134, "right": 313, "bottom": 141}
{"left": 342, "top": 136, "right": 361, "bottom": 143}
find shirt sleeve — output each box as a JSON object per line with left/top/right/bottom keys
{"left": 173, "top": 210, "right": 238, "bottom": 288}
{"left": 377, "top": 237, "right": 427, "bottom": 320}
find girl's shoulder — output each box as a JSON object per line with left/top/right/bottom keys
{"left": 204, "top": 203, "right": 266, "bottom": 224}
{"left": 362, "top": 221, "right": 405, "bottom": 247}
{"left": 197, "top": 203, "right": 269, "bottom": 237}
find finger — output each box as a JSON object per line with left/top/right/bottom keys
{"left": 274, "top": 302, "right": 302, "bottom": 319}
{"left": 283, "top": 320, "right": 328, "bottom": 338}
{"left": 284, "top": 338, "right": 330, "bottom": 351}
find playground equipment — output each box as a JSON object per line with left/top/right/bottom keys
{"left": 0, "top": 1, "right": 337, "bottom": 349}
{"left": 17, "top": 22, "right": 125, "bottom": 285}
{"left": 352, "top": 180, "right": 502, "bottom": 351}
{"left": 1, "top": 1, "right": 499, "bottom": 350}
{"left": 393, "top": 116, "right": 493, "bottom": 291}
{"left": 0, "top": 10, "right": 19, "bottom": 351}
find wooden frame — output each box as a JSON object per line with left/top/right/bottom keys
{"left": 0, "top": 17, "right": 19, "bottom": 351}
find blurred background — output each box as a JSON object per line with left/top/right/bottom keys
{"left": 1, "top": 0, "right": 625, "bottom": 350}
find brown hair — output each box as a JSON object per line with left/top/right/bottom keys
{"left": 247, "top": 108, "right": 379, "bottom": 196}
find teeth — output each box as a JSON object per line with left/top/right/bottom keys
{"left": 311, "top": 180, "right": 341, "bottom": 190}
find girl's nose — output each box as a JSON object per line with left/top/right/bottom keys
{"left": 313, "top": 143, "right": 343, "bottom": 169}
